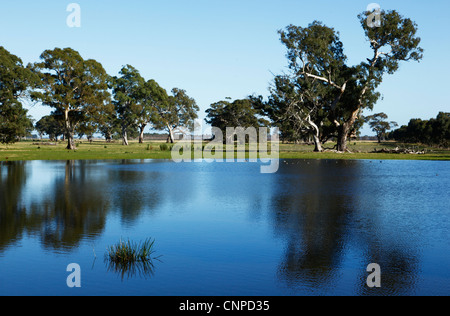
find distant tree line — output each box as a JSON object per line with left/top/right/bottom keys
{"left": 388, "top": 112, "right": 450, "bottom": 147}
{"left": 0, "top": 47, "right": 199, "bottom": 149}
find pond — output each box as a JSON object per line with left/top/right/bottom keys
{"left": 0, "top": 159, "right": 449, "bottom": 296}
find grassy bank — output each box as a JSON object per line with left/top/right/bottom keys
{"left": 0, "top": 140, "right": 173, "bottom": 161}
{"left": 0, "top": 139, "right": 449, "bottom": 162}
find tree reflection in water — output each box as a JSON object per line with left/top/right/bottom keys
{"left": 0, "top": 159, "right": 438, "bottom": 294}
{"left": 271, "top": 160, "right": 420, "bottom": 295}
{"left": 0, "top": 161, "right": 29, "bottom": 253}
{"left": 0, "top": 160, "right": 162, "bottom": 254}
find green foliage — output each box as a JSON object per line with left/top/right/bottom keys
{"left": 0, "top": 101, "right": 34, "bottom": 144}
{"left": 205, "top": 98, "right": 269, "bottom": 142}
{"left": 109, "top": 67, "right": 199, "bottom": 146}
{"left": 390, "top": 112, "right": 450, "bottom": 147}
{"left": 137, "top": 79, "right": 169, "bottom": 143}
{"left": 358, "top": 10, "right": 424, "bottom": 74}
{"left": 364, "top": 112, "right": 398, "bottom": 143}
{"left": 279, "top": 21, "right": 347, "bottom": 80}
{"left": 263, "top": 10, "right": 423, "bottom": 152}
{"left": 30, "top": 48, "right": 110, "bottom": 149}
{"left": 35, "top": 114, "right": 65, "bottom": 140}
{"left": 95, "top": 102, "right": 119, "bottom": 143}
{"left": 110, "top": 65, "right": 145, "bottom": 145}
{"left": 0, "top": 47, "right": 36, "bottom": 144}
{"left": 152, "top": 88, "right": 200, "bottom": 143}
{"left": 0, "top": 46, "right": 39, "bottom": 101}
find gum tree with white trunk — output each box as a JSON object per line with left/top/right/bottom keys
{"left": 31, "top": 48, "right": 110, "bottom": 150}
{"left": 275, "top": 10, "right": 423, "bottom": 152}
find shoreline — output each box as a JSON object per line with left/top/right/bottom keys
{"left": 1, "top": 140, "right": 449, "bottom": 162}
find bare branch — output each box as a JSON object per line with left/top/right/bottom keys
{"left": 301, "top": 72, "right": 343, "bottom": 90}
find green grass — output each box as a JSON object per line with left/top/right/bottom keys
{"left": 0, "top": 139, "right": 449, "bottom": 161}
{"left": 0, "top": 140, "right": 174, "bottom": 161}
{"left": 278, "top": 141, "right": 450, "bottom": 161}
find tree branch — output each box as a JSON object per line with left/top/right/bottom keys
{"left": 301, "top": 72, "right": 343, "bottom": 90}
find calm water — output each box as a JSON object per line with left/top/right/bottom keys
{"left": 0, "top": 159, "right": 449, "bottom": 296}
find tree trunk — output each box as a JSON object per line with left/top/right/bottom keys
{"left": 122, "top": 126, "right": 129, "bottom": 146}
{"left": 306, "top": 115, "right": 323, "bottom": 152}
{"left": 105, "top": 131, "right": 112, "bottom": 143}
{"left": 377, "top": 131, "right": 383, "bottom": 143}
{"left": 336, "top": 108, "right": 360, "bottom": 152}
{"left": 313, "top": 134, "right": 323, "bottom": 152}
{"left": 66, "top": 133, "right": 76, "bottom": 150}
{"left": 167, "top": 125, "right": 175, "bottom": 144}
{"left": 64, "top": 109, "right": 76, "bottom": 150}
{"left": 336, "top": 125, "right": 349, "bottom": 152}
{"left": 138, "top": 124, "right": 146, "bottom": 144}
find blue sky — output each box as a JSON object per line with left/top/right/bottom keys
{"left": 1, "top": 0, "right": 449, "bottom": 136}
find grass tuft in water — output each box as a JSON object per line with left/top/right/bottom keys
{"left": 106, "top": 238, "right": 156, "bottom": 264}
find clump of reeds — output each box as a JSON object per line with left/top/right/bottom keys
{"left": 106, "top": 238, "right": 156, "bottom": 264}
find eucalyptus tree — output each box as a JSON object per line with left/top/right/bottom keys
{"left": 265, "top": 74, "right": 337, "bottom": 151}
{"left": 267, "top": 20, "right": 347, "bottom": 151}
{"left": 0, "top": 102, "right": 34, "bottom": 144}
{"left": 97, "top": 102, "right": 119, "bottom": 142}
{"left": 277, "top": 10, "right": 423, "bottom": 152}
{"left": 0, "top": 47, "right": 37, "bottom": 144}
{"left": 76, "top": 119, "right": 97, "bottom": 142}
{"left": 333, "top": 9, "right": 423, "bottom": 151}
{"left": 136, "top": 79, "right": 169, "bottom": 143}
{"left": 35, "top": 114, "right": 65, "bottom": 141}
{"left": 30, "top": 48, "right": 111, "bottom": 150}
{"left": 276, "top": 21, "right": 357, "bottom": 151}
{"left": 110, "top": 65, "right": 145, "bottom": 146}
{"left": 205, "top": 98, "right": 269, "bottom": 143}
{"left": 429, "top": 112, "right": 450, "bottom": 147}
{"left": 365, "top": 112, "right": 398, "bottom": 143}
{"left": 153, "top": 88, "right": 199, "bottom": 143}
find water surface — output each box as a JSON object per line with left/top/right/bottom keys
{"left": 0, "top": 159, "right": 449, "bottom": 296}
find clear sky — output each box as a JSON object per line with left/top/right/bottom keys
{"left": 1, "top": 0, "right": 449, "bottom": 136}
